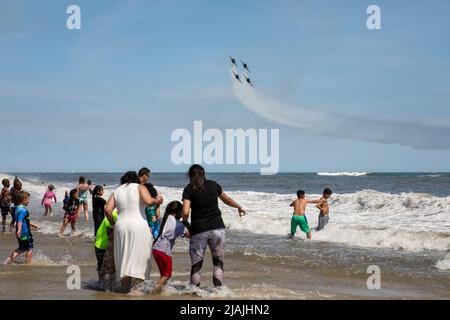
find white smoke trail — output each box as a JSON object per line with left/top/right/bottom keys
{"left": 230, "top": 67, "right": 450, "bottom": 150}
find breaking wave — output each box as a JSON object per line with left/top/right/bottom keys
{"left": 3, "top": 173, "right": 450, "bottom": 254}
{"left": 317, "top": 172, "right": 370, "bottom": 177}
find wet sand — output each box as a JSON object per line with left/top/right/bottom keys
{"left": 1, "top": 230, "right": 449, "bottom": 300}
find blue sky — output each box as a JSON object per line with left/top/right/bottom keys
{"left": 1, "top": 0, "right": 450, "bottom": 172}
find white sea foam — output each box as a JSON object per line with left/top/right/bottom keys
{"left": 233, "top": 283, "right": 314, "bottom": 299}
{"left": 4, "top": 249, "right": 81, "bottom": 266}
{"left": 418, "top": 174, "right": 442, "bottom": 178}
{"left": 104, "top": 280, "right": 309, "bottom": 299}
{"left": 101, "top": 280, "right": 319, "bottom": 299}
{"left": 436, "top": 253, "right": 450, "bottom": 270}
{"left": 153, "top": 187, "right": 450, "bottom": 253}
{"left": 317, "top": 172, "right": 370, "bottom": 176}
{"left": 35, "top": 251, "right": 89, "bottom": 266}
{"left": 78, "top": 271, "right": 331, "bottom": 298}
{"left": 229, "top": 189, "right": 450, "bottom": 252}
{"left": 32, "top": 250, "right": 60, "bottom": 266}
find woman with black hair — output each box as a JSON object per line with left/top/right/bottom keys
{"left": 105, "top": 171, "right": 163, "bottom": 292}
{"left": 182, "top": 164, "right": 245, "bottom": 288}
{"left": 92, "top": 185, "right": 106, "bottom": 236}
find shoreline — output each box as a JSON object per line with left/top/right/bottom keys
{"left": 0, "top": 172, "right": 449, "bottom": 300}
{"left": 1, "top": 230, "right": 449, "bottom": 300}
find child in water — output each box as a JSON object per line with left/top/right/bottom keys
{"left": 1, "top": 179, "right": 12, "bottom": 232}
{"left": 77, "top": 176, "right": 89, "bottom": 221}
{"left": 144, "top": 183, "right": 161, "bottom": 239}
{"left": 87, "top": 180, "right": 93, "bottom": 195}
{"left": 289, "top": 190, "right": 323, "bottom": 240}
{"left": 41, "top": 184, "right": 57, "bottom": 216}
{"left": 95, "top": 209, "right": 118, "bottom": 283}
{"left": 92, "top": 185, "right": 106, "bottom": 237}
{"left": 6, "top": 191, "right": 38, "bottom": 264}
{"left": 59, "top": 189, "right": 81, "bottom": 236}
{"left": 316, "top": 188, "right": 333, "bottom": 231}
{"left": 152, "top": 201, "right": 189, "bottom": 293}
{"left": 62, "top": 190, "right": 69, "bottom": 213}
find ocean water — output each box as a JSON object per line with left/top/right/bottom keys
{"left": 3, "top": 172, "right": 450, "bottom": 253}
{"left": 0, "top": 172, "right": 449, "bottom": 299}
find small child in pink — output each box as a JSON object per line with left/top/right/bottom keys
{"left": 41, "top": 185, "right": 57, "bottom": 216}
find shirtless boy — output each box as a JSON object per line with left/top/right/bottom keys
{"left": 316, "top": 188, "right": 333, "bottom": 231}
{"left": 289, "top": 190, "right": 323, "bottom": 239}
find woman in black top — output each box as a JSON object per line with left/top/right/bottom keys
{"left": 92, "top": 185, "right": 106, "bottom": 236}
{"left": 182, "top": 164, "right": 245, "bottom": 287}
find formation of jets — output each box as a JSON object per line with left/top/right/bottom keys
{"left": 229, "top": 55, "right": 253, "bottom": 86}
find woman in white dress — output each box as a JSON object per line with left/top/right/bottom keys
{"left": 105, "top": 171, "right": 163, "bottom": 292}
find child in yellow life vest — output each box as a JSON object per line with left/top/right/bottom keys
{"left": 95, "top": 209, "right": 118, "bottom": 283}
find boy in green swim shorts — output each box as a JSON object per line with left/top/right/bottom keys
{"left": 289, "top": 190, "right": 323, "bottom": 240}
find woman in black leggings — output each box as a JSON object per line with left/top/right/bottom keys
{"left": 182, "top": 164, "right": 245, "bottom": 287}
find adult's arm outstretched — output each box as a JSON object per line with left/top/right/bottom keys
{"left": 182, "top": 191, "right": 246, "bottom": 225}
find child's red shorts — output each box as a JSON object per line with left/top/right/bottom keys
{"left": 64, "top": 213, "right": 78, "bottom": 223}
{"left": 152, "top": 249, "right": 172, "bottom": 277}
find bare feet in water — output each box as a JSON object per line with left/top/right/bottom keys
{"left": 153, "top": 285, "right": 164, "bottom": 294}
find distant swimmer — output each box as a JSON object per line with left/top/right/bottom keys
{"left": 232, "top": 71, "right": 242, "bottom": 83}
{"left": 289, "top": 190, "right": 322, "bottom": 240}
{"left": 316, "top": 188, "right": 332, "bottom": 231}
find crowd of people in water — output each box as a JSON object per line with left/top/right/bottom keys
{"left": 0, "top": 165, "right": 332, "bottom": 293}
